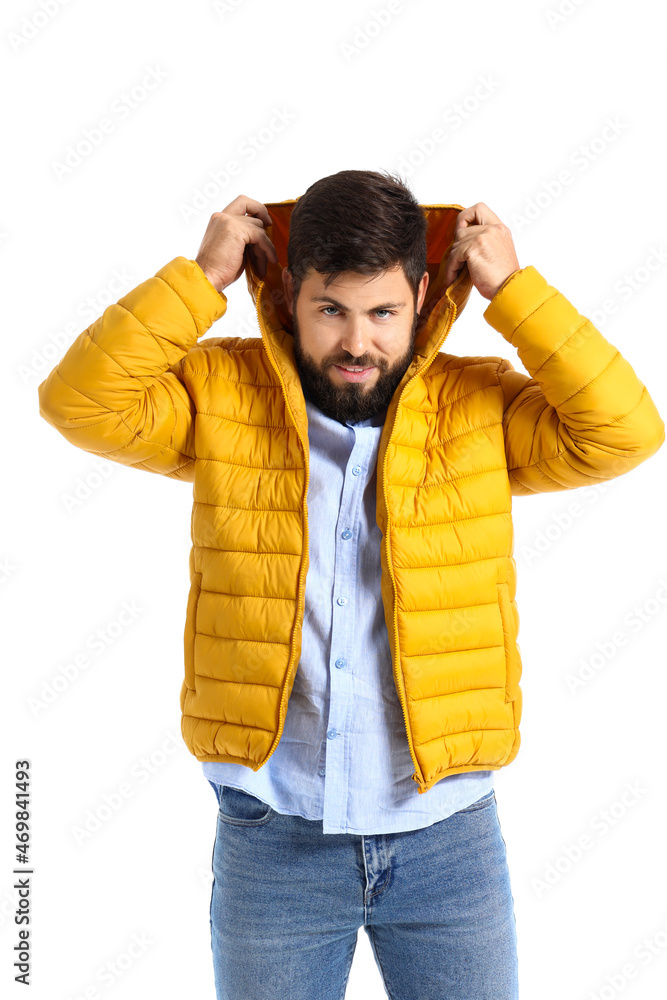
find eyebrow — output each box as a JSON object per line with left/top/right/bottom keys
{"left": 309, "top": 295, "right": 407, "bottom": 311}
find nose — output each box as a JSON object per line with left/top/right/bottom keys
{"left": 339, "top": 319, "right": 371, "bottom": 362}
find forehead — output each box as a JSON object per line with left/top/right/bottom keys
{"left": 300, "top": 264, "right": 411, "bottom": 301}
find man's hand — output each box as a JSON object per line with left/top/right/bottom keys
{"left": 195, "top": 194, "right": 279, "bottom": 293}
{"left": 443, "top": 202, "right": 521, "bottom": 300}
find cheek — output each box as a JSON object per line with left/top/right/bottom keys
{"left": 303, "top": 328, "right": 338, "bottom": 364}
{"left": 374, "top": 329, "right": 411, "bottom": 360}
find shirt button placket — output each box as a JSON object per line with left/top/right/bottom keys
{"left": 325, "top": 431, "right": 365, "bottom": 829}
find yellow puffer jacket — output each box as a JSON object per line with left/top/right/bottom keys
{"left": 38, "top": 200, "right": 665, "bottom": 793}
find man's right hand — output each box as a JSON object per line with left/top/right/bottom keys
{"left": 195, "top": 195, "right": 279, "bottom": 293}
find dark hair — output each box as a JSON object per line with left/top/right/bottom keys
{"left": 286, "top": 169, "right": 427, "bottom": 306}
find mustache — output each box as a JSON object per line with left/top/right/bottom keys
{"left": 329, "top": 358, "right": 380, "bottom": 368}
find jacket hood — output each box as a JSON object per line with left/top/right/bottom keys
{"left": 244, "top": 198, "right": 473, "bottom": 366}
{"left": 242, "top": 198, "right": 474, "bottom": 438}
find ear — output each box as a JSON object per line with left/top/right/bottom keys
{"left": 282, "top": 268, "right": 295, "bottom": 317}
{"left": 416, "top": 270, "right": 430, "bottom": 314}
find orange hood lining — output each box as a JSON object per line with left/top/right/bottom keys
{"left": 243, "top": 198, "right": 474, "bottom": 354}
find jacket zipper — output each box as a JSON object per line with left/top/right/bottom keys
{"left": 382, "top": 303, "right": 458, "bottom": 792}
{"left": 253, "top": 283, "right": 310, "bottom": 769}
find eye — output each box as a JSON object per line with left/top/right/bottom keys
{"left": 320, "top": 306, "right": 395, "bottom": 317}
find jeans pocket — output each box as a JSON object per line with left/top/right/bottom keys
{"left": 217, "top": 785, "right": 274, "bottom": 826}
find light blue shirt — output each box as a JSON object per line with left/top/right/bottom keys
{"left": 203, "top": 396, "right": 493, "bottom": 834}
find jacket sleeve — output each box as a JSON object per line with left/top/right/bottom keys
{"left": 483, "top": 265, "right": 665, "bottom": 496}
{"left": 37, "top": 256, "right": 228, "bottom": 483}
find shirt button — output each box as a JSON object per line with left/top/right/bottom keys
{"left": 318, "top": 768, "right": 326, "bottom": 777}
{"left": 327, "top": 730, "right": 338, "bottom": 740}
{"left": 337, "top": 596, "right": 348, "bottom": 606}
{"left": 341, "top": 529, "right": 353, "bottom": 540}
{"left": 352, "top": 465, "right": 362, "bottom": 476}
{"left": 335, "top": 658, "right": 346, "bottom": 669}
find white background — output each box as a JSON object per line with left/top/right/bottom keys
{"left": 2, "top": 0, "right": 667, "bottom": 997}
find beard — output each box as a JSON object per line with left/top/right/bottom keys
{"left": 291, "top": 307, "right": 420, "bottom": 425}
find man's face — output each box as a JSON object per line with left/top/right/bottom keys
{"left": 283, "top": 264, "right": 429, "bottom": 424}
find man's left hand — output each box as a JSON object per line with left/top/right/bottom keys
{"left": 443, "top": 202, "right": 521, "bottom": 300}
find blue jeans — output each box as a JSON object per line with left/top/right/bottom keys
{"left": 206, "top": 780, "right": 519, "bottom": 1000}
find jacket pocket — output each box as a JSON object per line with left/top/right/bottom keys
{"left": 497, "top": 582, "right": 521, "bottom": 703}
{"left": 183, "top": 571, "right": 202, "bottom": 691}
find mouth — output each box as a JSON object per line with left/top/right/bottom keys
{"left": 332, "top": 364, "right": 377, "bottom": 383}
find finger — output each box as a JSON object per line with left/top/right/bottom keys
{"left": 245, "top": 243, "right": 267, "bottom": 279}
{"left": 463, "top": 202, "right": 501, "bottom": 227}
{"left": 238, "top": 216, "right": 278, "bottom": 259}
{"left": 453, "top": 204, "right": 479, "bottom": 234}
{"left": 453, "top": 220, "right": 488, "bottom": 242}
{"left": 453, "top": 204, "right": 500, "bottom": 240}
{"left": 449, "top": 229, "right": 486, "bottom": 252}
{"left": 453, "top": 224, "right": 487, "bottom": 238}
{"left": 224, "top": 194, "right": 273, "bottom": 228}
{"left": 250, "top": 229, "right": 279, "bottom": 264}
{"left": 443, "top": 245, "right": 466, "bottom": 286}
{"left": 244, "top": 230, "right": 279, "bottom": 274}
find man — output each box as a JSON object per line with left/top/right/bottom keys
{"left": 38, "top": 170, "right": 664, "bottom": 1000}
